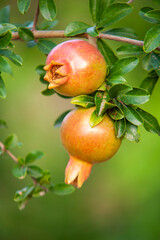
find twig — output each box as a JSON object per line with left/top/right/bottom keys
{"left": 0, "top": 141, "right": 18, "bottom": 163}
{"left": 11, "top": 30, "right": 160, "bottom": 51}
{"left": 32, "top": 0, "right": 40, "bottom": 31}
{"left": 127, "top": 0, "right": 135, "bottom": 4}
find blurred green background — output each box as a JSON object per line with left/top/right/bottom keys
{"left": 0, "top": 0, "right": 160, "bottom": 239}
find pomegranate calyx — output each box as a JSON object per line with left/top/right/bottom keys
{"left": 65, "top": 156, "right": 92, "bottom": 188}
{"left": 43, "top": 60, "right": 68, "bottom": 88}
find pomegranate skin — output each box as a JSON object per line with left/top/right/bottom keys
{"left": 61, "top": 107, "right": 121, "bottom": 164}
{"left": 44, "top": 40, "right": 107, "bottom": 97}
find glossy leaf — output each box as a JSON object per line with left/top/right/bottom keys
{"left": 123, "top": 105, "right": 143, "bottom": 125}
{"left": 12, "top": 165, "right": 27, "bottom": 179}
{"left": 14, "top": 185, "right": 34, "bottom": 202}
{"left": 95, "top": 91, "right": 115, "bottom": 116}
{"left": 0, "top": 119, "right": 7, "bottom": 128}
{"left": 52, "top": 183, "right": 75, "bottom": 196}
{"left": 65, "top": 21, "right": 90, "bottom": 36}
{"left": 25, "top": 151, "right": 44, "bottom": 165}
{"left": 39, "top": 0, "right": 56, "bottom": 21}
{"left": 117, "top": 45, "right": 144, "bottom": 56}
{"left": 0, "top": 56, "right": 12, "bottom": 74}
{"left": 0, "top": 31, "right": 12, "bottom": 48}
{"left": 142, "top": 54, "right": 153, "bottom": 71}
{"left": 0, "top": 49, "right": 23, "bottom": 66}
{"left": 109, "top": 84, "right": 132, "bottom": 98}
{"left": 37, "top": 39, "right": 56, "bottom": 54}
{"left": 97, "top": 38, "right": 118, "bottom": 66}
{"left": 97, "top": 82, "right": 107, "bottom": 91}
{"left": 18, "top": 27, "right": 34, "bottom": 41}
{"left": 97, "top": 3, "right": 132, "bottom": 28}
{"left": 0, "top": 5, "right": 10, "bottom": 23}
{"left": 143, "top": 24, "right": 160, "bottom": 53}
{"left": 124, "top": 121, "right": 140, "bottom": 142}
{"left": 109, "top": 57, "right": 139, "bottom": 77}
{"left": 87, "top": 26, "right": 98, "bottom": 37}
{"left": 41, "top": 88, "right": 55, "bottom": 96}
{"left": 0, "top": 76, "right": 7, "bottom": 99}
{"left": 108, "top": 107, "right": 124, "bottom": 120}
{"left": 4, "top": 134, "right": 18, "bottom": 150}
{"left": 0, "top": 23, "right": 16, "bottom": 35}
{"left": 17, "top": 0, "right": 31, "bottom": 14}
{"left": 40, "top": 19, "right": 58, "bottom": 30}
{"left": 145, "top": 10, "right": 160, "bottom": 21}
{"left": 150, "top": 52, "right": 160, "bottom": 77}
{"left": 71, "top": 95, "right": 95, "bottom": 108}
{"left": 140, "top": 75, "right": 158, "bottom": 95}
{"left": 115, "top": 119, "right": 126, "bottom": 138}
{"left": 107, "top": 75, "right": 126, "bottom": 85}
{"left": 36, "top": 65, "right": 46, "bottom": 77}
{"left": 139, "top": 7, "right": 159, "bottom": 23}
{"left": 54, "top": 110, "right": 71, "bottom": 128}
{"left": 136, "top": 108, "right": 160, "bottom": 136}
{"left": 89, "top": 110, "right": 105, "bottom": 128}
{"left": 105, "top": 27, "right": 138, "bottom": 39}
{"left": 118, "top": 88, "right": 150, "bottom": 105}
{"left": 27, "top": 165, "right": 43, "bottom": 179}
{"left": 39, "top": 170, "right": 51, "bottom": 185}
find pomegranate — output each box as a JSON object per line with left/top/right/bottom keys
{"left": 43, "top": 40, "right": 107, "bottom": 97}
{"left": 61, "top": 107, "right": 122, "bottom": 188}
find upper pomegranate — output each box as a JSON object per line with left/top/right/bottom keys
{"left": 43, "top": 39, "right": 107, "bottom": 97}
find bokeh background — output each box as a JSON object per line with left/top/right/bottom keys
{"left": 0, "top": 0, "right": 160, "bottom": 239}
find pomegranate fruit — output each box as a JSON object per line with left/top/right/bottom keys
{"left": 43, "top": 40, "right": 107, "bottom": 97}
{"left": 61, "top": 107, "right": 122, "bottom": 188}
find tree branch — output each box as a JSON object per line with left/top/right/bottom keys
{"left": 11, "top": 30, "right": 160, "bottom": 51}
{"left": 127, "top": 0, "right": 135, "bottom": 4}
{"left": 0, "top": 141, "right": 18, "bottom": 163}
{"left": 32, "top": 0, "right": 40, "bottom": 31}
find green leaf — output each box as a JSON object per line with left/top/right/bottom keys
{"left": 54, "top": 110, "right": 71, "bottom": 128}
{"left": 17, "top": 157, "right": 25, "bottom": 166}
{"left": 52, "top": 183, "right": 75, "bottom": 196}
{"left": 152, "top": 0, "right": 160, "bottom": 4}
{"left": 0, "top": 119, "right": 7, "bottom": 128}
{"left": 123, "top": 105, "right": 143, "bottom": 125}
{"left": 124, "top": 121, "right": 140, "bottom": 142}
{"left": 0, "top": 49, "right": 23, "bottom": 66}
{"left": 39, "top": 0, "right": 56, "bottom": 21}
{"left": 0, "top": 5, "right": 10, "bottom": 23}
{"left": 71, "top": 95, "right": 95, "bottom": 108}
{"left": 12, "top": 165, "right": 27, "bottom": 179}
{"left": 117, "top": 45, "right": 144, "bottom": 56}
{"left": 115, "top": 119, "right": 126, "bottom": 138}
{"left": 97, "top": 3, "right": 132, "bottom": 29}
{"left": 0, "top": 31, "right": 12, "bottom": 48}
{"left": 4, "top": 134, "right": 18, "bottom": 150}
{"left": 0, "top": 23, "right": 16, "bottom": 36}
{"left": 37, "top": 39, "right": 56, "bottom": 54}
{"left": 142, "top": 54, "right": 154, "bottom": 71}
{"left": 109, "top": 57, "right": 139, "bottom": 77}
{"left": 139, "top": 7, "right": 159, "bottom": 24}
{"left": 65, "top": 21, "right": 90, "bottom": 36}
{"left": 108, "top": 84, "right": 132, "bottom": 98}
{"left": 27, "top": 165, "right": 43, "bottom": 179}
{"left": 39, "top": 19, "right": 58, "bottom": 30}
{"left": 18, "top": 27, "right": 34, "bottom": 41}
{"left": 87, "top": 26, "right": 98, "bottom": 37}
{"left": 150, "top": 52, "right": 160, "bottom": 77}
{"left": 136, "top": 108, "right": 160, "bottom": 136}
{"left": 97, "top": 82, "right": 107, "bottom": 91}
{"left": 145, "top": 10, "right": 160, "bottom": 22}
{"left": 17, "top": 0, "right": 31, "bottom": 14}
{"left": 143, "top": 24, "right": 160, "bottom": 53}
{"left": 140, "top": 74, "right": 158, "bottom": 95}
{"left": 36, "top": 65, "right": 45, "bottom": 77}
{"left": 25, "top": 151, "right": 44, "bottom": 165}
{"left": 14, "top": 185, "right": 34, "bottom": 202}
{"left": 95, "top": 91, "right": 115, "bottom": 116}
{"left": 108, "top": 107, "right": 124, "bottom": 120}
{"left": 89, "top": 110, "right": 105, "bottom": 128}
{"left": 118, "top": 88, "right": 150, "bottom": 105}
{"left": 97, "top": 38, "right": 118, "bottom": 66}
{"left": 41, "top": 88, "right": 55, "bottom": 96}
{"left": 0, "top": 56, "right": 12, "bottom": 74}
{"left": 39, "top": 170, "right": 51, "bottom": 185}
{"left": 105, "top": 27, "right": 138, "bottom": 39}
{"left": 107, "top": 75, "right": 126, "bottom": 85}
{"left": 32, "top": 186, "right": 46, "bottom": 198}
{"left": 0, "top": 76, "right": 7, "bottom": 99}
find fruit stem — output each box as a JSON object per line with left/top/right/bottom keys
{"left": 65, "top": 156, "right": 92, "bottom": 188}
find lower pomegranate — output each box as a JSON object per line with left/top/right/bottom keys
{"left": 60, "top": 107, "right": 122, "bottom": 188}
